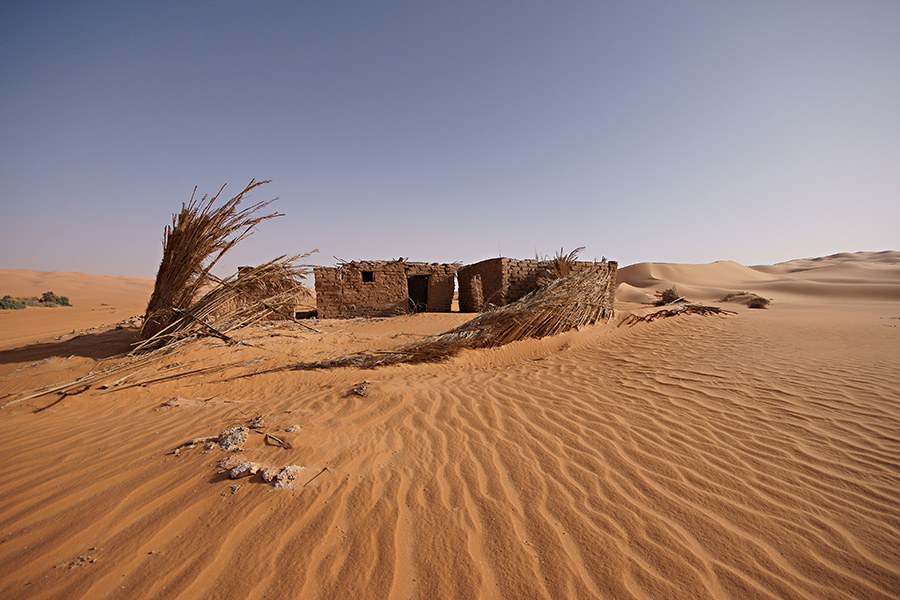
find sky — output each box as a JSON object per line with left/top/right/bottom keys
{"left": 2, "top": 0, "right": 898, "bottom": 278}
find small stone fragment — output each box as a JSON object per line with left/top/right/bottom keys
{"left": 229, "top": 461, "right": 263, "bottom": 479}
{"left": 286, "top": 424, "right": 300, "bottom": 433}
{"left": 218, "top": 454, "right": 245, "bottom": 471}
{"left": 249, "top": 415, "right": 266, "bottom": 429}
{"left": 217, "top": 426, "right": 248, "bottom": 451}
{"left": 273, "top": 465, "right": 305, "bottom": 490}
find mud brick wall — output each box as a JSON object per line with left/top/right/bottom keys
{"left": 458, "top": 258, "right": 617, "bottom": 314}
{"left": 314, "top": 261, "right": 457, "bottom": 319}
{"left": 457, "top": 258, "right": 506, "bottom": 312}
{"left": 403, "top": 263, "right": 456, "bottom": 312}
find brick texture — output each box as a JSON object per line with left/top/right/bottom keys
{"left": 458, "top": 258, "right": 617, "bottom": 314}
{"left": 314, "top": 261, "right": 456, "bottom": 319}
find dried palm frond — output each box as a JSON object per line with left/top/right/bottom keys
{"left": 548, "top": 246, "right": 585, "bottom": 278}
{"left": 653, "top": 285, "right": 684, "bottom": 306}
{"left": 236, "top": 265, "right": 616, "bottom": 374}
{"left": 134, "top": 253, "right": 315, "bottom": 353}
{"left": 141, "top": 179, "right": 282, "bottom": 340}
{"left": 619, "top": 304, "right": 736, "bottom": 326}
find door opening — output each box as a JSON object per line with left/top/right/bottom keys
{"left": 407, "top": 275, "right": 429, "bottom": 313}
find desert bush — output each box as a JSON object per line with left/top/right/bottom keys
{"left": 0, "top": 295, "right": 26, "bottom": 310}
{"left": 719, "top": 291, "right": 770, "bottom": 309}
{"left": 0, "top": 292, "right": 72, "bottom": 308}
{"left": 653, "top": 285, "right": 684, "bottom": 306}
{"left": 746, "top": 296, "right": 770, "bottom": 309}
{"left": 37, "top": 291, "right": 71, "bottom": 306}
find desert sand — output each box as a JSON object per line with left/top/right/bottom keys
{"left": 0, "top": 252, "right": 898, "bottom": 599}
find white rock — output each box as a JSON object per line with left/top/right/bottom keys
{"left": 273, "top": 465, "right": 305, "bottom": 490}
{"left": 217, "top": 426, "right": 248, "bottom": 451}
{"left": 229, "top": 461, "right": 263, "bottom": 479}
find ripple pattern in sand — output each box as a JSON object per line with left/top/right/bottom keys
{"left": 0, "top": 311, "right": 898, "bottom": 599}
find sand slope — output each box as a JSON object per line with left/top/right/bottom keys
{"left": 617, "top": 251, "right": 900, "bottom": 303}
{"left": 0, "top": 256, "right": 898, "bottom": 599}
{"left": 0, "top": 269, "right": 154, "bottom": 351}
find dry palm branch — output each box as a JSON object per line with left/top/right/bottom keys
{"left": 138, "top": 179, "right": 316, "bottom": 352}
{"left": 619, "top": 303, "right": 736, "bottom": 327}
{"left": 235, "top": 265, "right": 615, "bottom": 375}
{"left": 134, "top": 253, "right": 316, "bottom": 353}
{"left": 548, "top": 246, "right": 585, "bottom": 279}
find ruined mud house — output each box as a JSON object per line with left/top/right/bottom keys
{"left": 457, "top": 257, "right": 617, "bottom": 313}
{"left": 313, "top": 256, "right": 617, "bottom": 319}
{"left": 313, "top": 260, "right": 456, "bottom": 319}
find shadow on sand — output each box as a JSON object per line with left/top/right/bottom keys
{"left": 0, "top": 327, "right": 141, "bottom": 365}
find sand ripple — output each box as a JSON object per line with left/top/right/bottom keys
{"left": 1, "top": 306, "right": 898, "bottom": 599}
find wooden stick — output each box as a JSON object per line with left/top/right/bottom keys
{"left": 262, "top": 432, "right": 292, "bottom": 449}
{"left": 303, "top": 466, "right": 332, "bottom": 487}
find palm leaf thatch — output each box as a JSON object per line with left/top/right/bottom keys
{"left": 548, "top": 246, "right": 585, "bottom": 279}
{"left": 139, "top": 179, "right": 314, "bottom": 352}
{"left": 240, "top": 265, "right": 614, "bottom": 374}
{"left": 134, "top": 254, "right": 315, "bottom": 353}
{"left": 141, "top": 179, "right": 282, "bottom": 340}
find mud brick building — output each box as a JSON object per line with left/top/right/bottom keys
{"left": 314, "top": 260, "right": 457, "bottom": 319}
{"left": 457, "top": 258, "right": 617, "bottom": 313}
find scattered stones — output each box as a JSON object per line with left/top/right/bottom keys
{"left": 229, "top": 484, "right": 242, "bottom": 494}
{"left": 218, "top": 455, "right": 245, "bottom": 471}
{"left": 261, "top": 467, "right": 281, "bottom": 483}
{"left": 260, "top": 465, "right": 306, "bottom": 489}
{"left": 350, "top": 381, "right": 369, "bottom": 397}
{"left": 273, "top": 465, "right": 306, "bottom": 490}
{"left": 229, "top": 461, "right": 263, "bottom": 479}
{"left": 249, "top": 415, "right": 266, "bottom": 429}
{"left": 217, "top": 426, "right": 248, "bottom": 451}
{"left": 67, "top": 555, "right": 96, "bottom": 568}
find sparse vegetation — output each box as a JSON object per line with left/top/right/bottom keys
{"left": 547, "top": 246, "right": 585, "bottom": 279}
{"left": 653, "top": 285, "right": 684, "bottom": 306}
{"left": 0, "top": 295, "right": 26, "bottom": 310}
{"left": 719, "top": 291, "right": 771, "bottom": 309}
{"left": 40, "top": 291, "right": 71, "bottom": 306}
{"left": 0, "top": 291, "right": 71, "bottom": 309}
{"left": 138, "top": 179, "right": 315, "bottom": 352}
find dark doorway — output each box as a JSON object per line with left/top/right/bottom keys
{"left": 407, "top": 275, "right": 429, "bottom": 313}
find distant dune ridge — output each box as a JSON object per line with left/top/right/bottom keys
{"left": 0, "top": 251, "right": 898, "bottom": 599}
{"left": 617, "top": 250, "right": 900, "bottom": 302}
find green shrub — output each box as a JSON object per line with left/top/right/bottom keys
{"left": 0, "top": 292, "right": 72, "bottom": 309}
{"left": 0, "top": 295, "right": 26, "bottom": 310}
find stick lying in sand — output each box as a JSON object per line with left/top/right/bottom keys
{"left": 303, "top": 466, "right": 332, "bottom": 487}
{"left": 260, "top": 432, "right": 292, "bottom": 449}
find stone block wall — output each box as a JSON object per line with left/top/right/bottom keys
{"left": 314, "top": 261, "right": 457, "bottom": 319}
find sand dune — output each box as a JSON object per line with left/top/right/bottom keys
{"left": 618, "top": 250, "right": 900, "bottom": 303}
{"left": 0, "top": 269, "right": 154, "bottom": 352}
{"left": 0, "top": 254, "right": 898, "bottom": 599}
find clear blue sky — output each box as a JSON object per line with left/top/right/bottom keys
{"left": 2, "top": 1, "right": 898, "bottom": 277}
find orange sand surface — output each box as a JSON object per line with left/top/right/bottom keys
{"left": 1, "top": 252, "right": 898, "bottom": 599}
